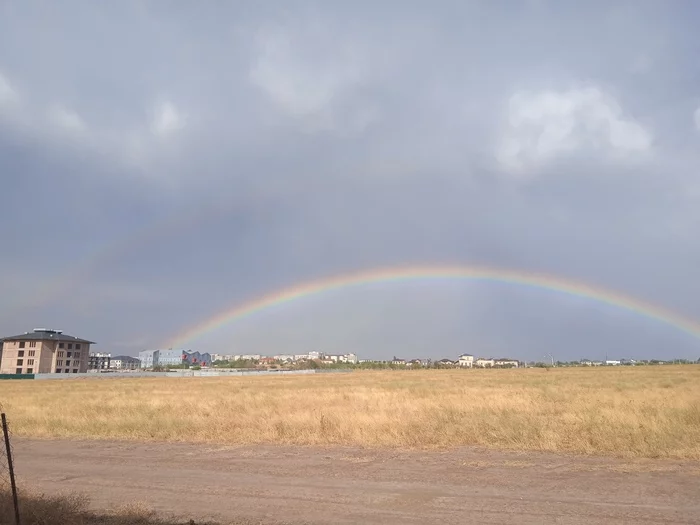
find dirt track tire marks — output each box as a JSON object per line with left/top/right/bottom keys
{"left": 13, "top": 439, "right": 700, "bottom": 524}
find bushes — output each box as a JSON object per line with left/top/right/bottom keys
{"left": 0, "top": 489, "right": 218, "bottom": 525}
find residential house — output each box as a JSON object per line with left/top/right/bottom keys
{"left": 326, "top": 353, "right": 359, "bottom": 364}
{"left": 458, "top": 354, "right": 474, "bottom": 368}
{"left": 436, "top": 358, "right": 455, "bottom": 367}
{"left": 0, "top": 328, "right": 94, "bottom": 374}
{"left": 391, "top": 356, "right": 407, "bottom": 366}
{"left": 494, "top": 358, "right": 519, "bottom": 368}
{"left": 475, "top": 358, "right": 495, "bottom": 368}
{"left": 234, "top": 354, "right": 261, "bottom": 361}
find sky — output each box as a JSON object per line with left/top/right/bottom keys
{"left": 1, "top": 0, "right": 700, "bottom": 362}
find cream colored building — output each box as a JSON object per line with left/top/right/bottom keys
{"left": 0, "top": 328, "right": 94, "bottom": 374}
{"left": 458, "top": 354, "right": 474, "bottom": 368}
{"left": 475, "top": 358, "right": 495, "bottom": 368}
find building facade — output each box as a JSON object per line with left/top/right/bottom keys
{"left": 110, "top": 356, "right": 141, "bottom": 370}
{"left": 458, "top": 354, "right": 474, "bottom": 368}
{"left": 89, "top": 352, "right": 111, "bottom": 370}
{"left": 0, "top": 328, "right": 94, "bottom": 374}
{"left": 138, "top": 349, "right": 212, "bottom": 369}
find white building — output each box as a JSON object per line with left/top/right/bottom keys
{"left": 326, "top": 353, "right": 359, "bottom": 364}
{"left": 494, "top": 359, "right": 519, "bottom": 368}
{"left": 233, "top": 354, "right": 261, "bottom": 361}
{"left": 110, "top": 355, "right": 140, "bottom": 370}
{"left": 475, "top": 358, "right": 495, "bottom": 368}
{"left": 458, "top": 354, "right": 474, "bottom": 368}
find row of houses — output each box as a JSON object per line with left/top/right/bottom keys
{"left": 0, "top": 328, "right": 516, "bottom": 375}
{"left": 388, "top": 354, "right": 521, "bottom": 368}
{"left": 210, "top": 351, "right": 359, "bottom": 365}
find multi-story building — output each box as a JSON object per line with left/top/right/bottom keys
{"left": 138, "top": 349, "right": 212, "bottom": 369}
{"left": 458, "top": 354, "right": 474, "bottom": 368}
{"left": 89, "top": 352, "right": 111, "bottom": 371}
{"left": 475, "top": 358, "right": 495, "bottom": 368}
{"left": 110, "top": 356, "right": 141, "bottom": 370}
{"left": 0, "top": 328, "right": 94, "bottom": 374}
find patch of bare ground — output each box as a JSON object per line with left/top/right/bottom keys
{"left": 11, "top": 439, "right": 700, "bottom": 525}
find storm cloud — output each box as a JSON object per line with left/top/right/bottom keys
{"left": 2, "top": 1, "right": 700, "bottom": 361}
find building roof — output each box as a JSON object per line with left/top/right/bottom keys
{"left": 111, "top": 355, "right": 140, "bottom": 361}
{"left": 0, "top": 329, "right": 95, "bottom": 345}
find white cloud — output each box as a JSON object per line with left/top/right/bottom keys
{"left": 248, "top": 21, "right": 372, "bottom": 133}
{"left": 48, "top": 105, "right": 86, "bottom": 133}
{"left": 150, "top": 100, "right": 186, "bottom": 138}
{"left": 0, "top": 72, "right": 17, "bottom": 106}
{"left": 496, "top": 86, "right": 653, "bottom": 174}
{"left": 694, "top": 106, "right": 700, "bottom": 131}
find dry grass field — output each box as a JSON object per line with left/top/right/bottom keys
{"left": 2, "top": 366, "right": 700, "bottom": 459}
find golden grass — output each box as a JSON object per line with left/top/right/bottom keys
{"left": 1, "top": 366, "right": 700, "bottom": 459}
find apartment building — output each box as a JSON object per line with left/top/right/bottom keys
{"left": 138, "top": 349, "right": 212, "bottom": 368}
{"left": 0, "top": 328, "right": 94, "bottom": 374}
{"left": 89, "top": 352, "right": 111, "bottom": 370}
{"left": 110, "top": 355, "right": 141, "bottom": 370}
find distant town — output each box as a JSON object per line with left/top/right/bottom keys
{"left": 0, "top": 328, "right": 697, "bottom": 376}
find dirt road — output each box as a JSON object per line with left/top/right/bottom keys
{"left": 12, "top": 439, "right": 700, "bottom": 524}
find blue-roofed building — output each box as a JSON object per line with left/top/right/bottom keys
{"left": 138, "top": 349, "right": 211, "bottom": 369}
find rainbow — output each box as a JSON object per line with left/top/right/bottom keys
{"left": 165, "top": 264, "right": 700, "bottom": 348}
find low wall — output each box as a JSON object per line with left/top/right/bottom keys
{"left": 32, "top": 369, "right": 353, "bottom": 380}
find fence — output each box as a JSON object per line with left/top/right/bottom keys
{"left": 0, "top": 408, "right": 20, "bottom": 525}
{"left": 29, "top": 368, "right": 354, "bottom": 380}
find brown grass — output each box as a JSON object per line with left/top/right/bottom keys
{"left": 1, "top": 366, "right": 700, "bottom": 459}
{"left": 0, "top": 489, "right": 222, "bottom": 525}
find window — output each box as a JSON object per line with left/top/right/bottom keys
{"left": 56, "top": 360, "right": 63, "bottom": 366}
{"left": 19, "top": 342, "right": 25, "bottom": 348}
{"left": 29, "top": 341, "right": 37, "bottom": 348}
{"left": 67, "top": 352, "right": 72, "bottom": 358}
{"left": 27, "top": 368, "right": 33, "bottom": 374}
{"left": 76, "top": 344, "right": 81, "bottom": 350}
{"left": 68, "top": 343, "right": 73, "bottom": 349}
{"left": 55, "top": 369, "right": 61, "bottom": 373}
{"left": 59, "top": 343, "right": 64, "bottom": 348}
{"left": 72, "top": 369, "right": 78, "bottom": 373}
{"left": 18, "top": 350, "right": 24, "bottom": 357}
{"left": 27, "top": 359, "right": 34, "bottom": 366}
{"left": 15, "top": 368, "right": 22, "bottom": 374}
{"left": 58, "top": 351, "right": 64, "bottom": 358}
{"left": 65, "top": 360, "right": 71, "bottom": 367}
{"left": 16, "top": 359, "right": 23, "bottom": 366}
{"left": 74, "top": 352, "right": 80, "bottom": 359}
{"left": 64, "top": 369, "right": 70, "bottom": 373}
{"left": 28, "top": 350, "right": 35, "bottom": 357}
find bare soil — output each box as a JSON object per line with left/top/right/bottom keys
{"left": 12, "top": 439, "right": 700, "bottom": 524}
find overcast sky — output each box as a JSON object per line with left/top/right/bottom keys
{"left": 2, "top": 1, "right": 700, "bottom": 361}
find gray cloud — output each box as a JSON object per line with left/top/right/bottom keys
{"left": 1, "top": 0, "right": 700, "bottom": 361}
